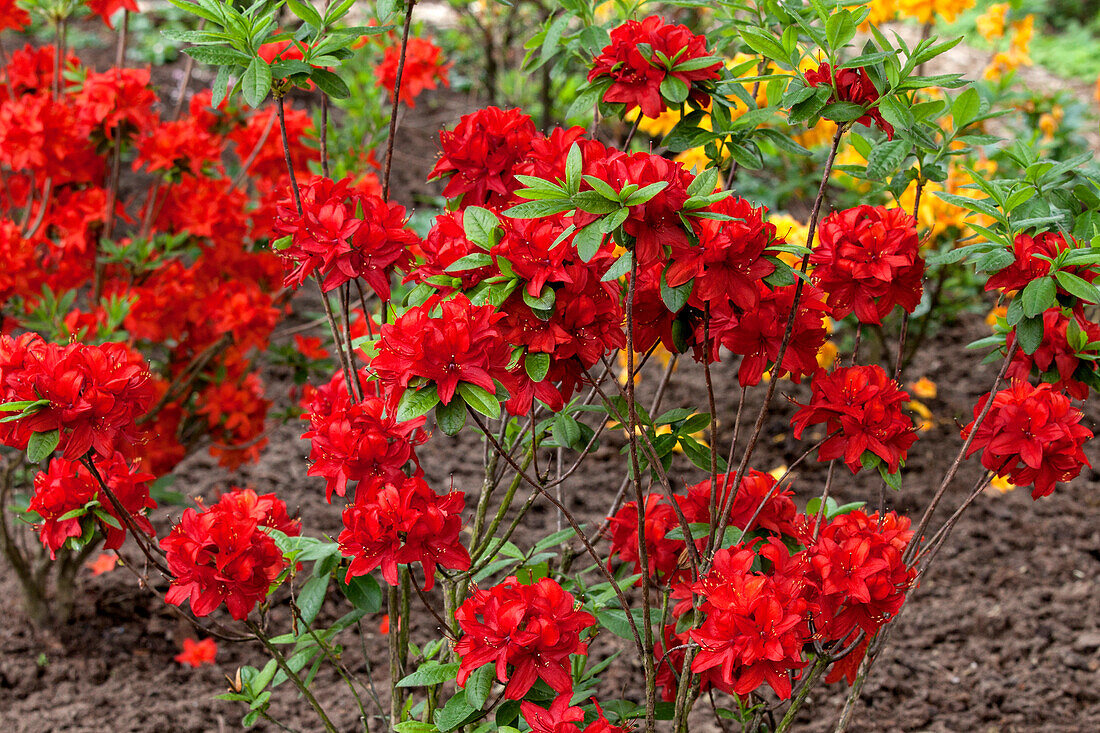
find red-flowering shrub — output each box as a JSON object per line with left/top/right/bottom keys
{"left": 162, "top": 489, "right": 299, "bottom": 620}
{"left": 986, "top": 231, "right": 1098, "bottom": 294}
{"left": 1006, "top": 308, "right": 1100, "bottom": 399}
{"left": 588, "top": 15, "right": 720, "bottom": 118}
{"left": 520, "top": 694, "right": 627, "bottom": 733}
{"left": 810, "top": 205, "right": 923, "bottom": 324}
{"left": 962, "top": 380, "right": 1092, "bottom": 498}
{"left": 376, "top": 37, "right": 450, "bottom": 107}
{"left": 804, "top": 62, "right": 894, "bottom": 138}
{"left": 0, "top": 0, "right": 30, "bottom": 31}
{"left": 339, "top": 474, "right": 469, "bottom": 590}
{"left": 454, "top": 576, "right": 595, "bottom": 699}
{"left": 791, "top": 364, "right": 918, "bottom": 473}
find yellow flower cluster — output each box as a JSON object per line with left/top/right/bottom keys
{"left": 983, "top": 15, "right": 1034, "bottom": 80}
{"left": 1038, "top": 105, "right": 1064, "bottom": 142}
{"left": 898, "top": 156, "right": 996, "bottom": 243}
{"left": 864, "top": 0, "right": 974, "bottom": 25}
{"left": 975, "top": 2, "right": 1008, "bottom": 40}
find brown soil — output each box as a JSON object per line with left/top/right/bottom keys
{"left": 3, "top": 17, "right": 1100, "bottom": 733}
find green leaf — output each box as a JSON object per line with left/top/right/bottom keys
{"left": 182, "top": 45, "right": 252, "bottom": 66}
{"left": 463, "top": 206, "right": 500, "bottom": 249}
{"left": 445, "top": 253, "right": 493, "bottom": 273}
{"left": 601, "top": 251, "right": 633, "bottom": 282}
{"left": 522, "top": 285, "right": 556, "bottom": 312}
{"left": 502, "top": 200, "right": 574, "bottom": 219}
{"left": 310, "top": 69, "right": 350, "bottom": 99}
{"left": 1054, "top": 270, "right": 1100, "bottom": 304}
{"left": 821, "top": 101, "right": 867, "bottom": 122}
{"left": 660, "top": 268, "right": 692, "bottom": 313}
{"left": 92, "top": 509, "right": 123, "bottom": 531}
{"left": 1015, "top": 315, "right": 1044, "bottom": 355}
{"left": 27, "top": 430, "right": 59, "bottom": 463}
{"left": 659, "top": 75, "right": 689, "bottom": 104}
{"left": 465, "top": 663, "right": 494, "bottom": 710}
{"left": 524, "top": 352, "right": 550, "bottom": 382}
{"left": 393, "top": 722, "right": 437, "bottom": 733}
{"left": 286, "top": 0, "right": 324, "bottom": 27}
{"left": 435, "top": 690, "right": 481, "bottom": 732}
{"left": 864, "top": 139, "right": 910, "bottom": 181}
{"left": 595, "top": 607, "right": 641, "bottom": 641}
{"left": 458, "top": 383, "right": 500, "bottom": 419}
{"left": 565, "top": 143, "right": 582, "bottom": 195}
{"left": 1021, "top": 276, "right": 1056, "bottom": 318}
{"left": 553, "top": 413, "right": 583, "bottom": 451}
{"left": 574, "top": 222, "right": 605, "bottom": 262}
{"left": 241, "top": 56, "right": 272, "bottom": 108}
{"left": 397, "top": 661, "right": 461, "bottom": 688}
{"left": 296, "top": 574, "right": 329, "bottom": 628}
{"left": 435, "top": 397, "right": 466, "bottom": 436}
{"left": 951, "top": 87, "right": 980, "bottom": 128}
{"left": 339, "top": 573, "right": 382, "bottom": 613}
{"left": 396, "top": 385, "right": 440, "bottom": 422}
{"left": 740, "top": 28, "right": 788, "bottom": 63}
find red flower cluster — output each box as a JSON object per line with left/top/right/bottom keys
{"left": 29, "top": 453, "right": 156, "bottom": 559}
{"left": 429, "top": 107, "right": 539, "bottom": 208}
{"left": 1007, "top": 308, "right": 1100, "bottom": 400}
{"left": 805, "top": 510, "right": 914, "bottom": 644}
{"left": 689, "top": 542, "right": 809, "bottom": 699}
{"left": 0, "top": 0, "right": 30, "bottom": 32}
{"left": 273, "top": 175, "right": 417, "bottom": 298}
{"left": 301, "top": 368, "right": 426, "bottom": 502}
{"left": 791, "top": 364, "right": 918, "bottom": 474}
{"left": 85, "top": 0, "right": 139, "bottom": 29}
{"left": 338, "top": 474, "right": 469, "bottom": 590}
{"left": 376, "top": 37, "right": 450, "bottom": 107}
{"left": 588, "top": 15, "right": 720, "bottom": 118}
{"left": 0, "top": 334, "right": 154, "bottom": 461}
{"left": 804, "top": 63, "right": 894, "bottom": 138}
{"left": 962, "top": 380, "right": 1092, "bottom": 498}
{"left": 520, "top": 695, "right": 627, "bottom": 733}
{"left": 811, "top": 205, "right": 923, "bottom": 324}
{"left": 986, "top": 231, "right": 1098, "bottom": 294}
{"left": 371, "top": 295, "right": 511, "bottom": 406}
{"left": 162, "top": 489, "right": 300, "bottom": 620}
{"left": 454, "top": 576, "right": 595, "bottom": 699}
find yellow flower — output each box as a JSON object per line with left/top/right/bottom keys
{"left": 795, "top": 118, "right": 840, "bottom": 149}
{"left": 769, "top": 213, "right": 809, "bottom": 253}
{"left": 900, "top": 158, "right": 996, "bottom": 242}
{"left": 675, "top": 146, "right": 718, "bottom": 174}
{"left": 895, "top": 0, "right": 974, "bottom": 24}
{"left": 986, "top": 306, "right": 1007, "bottom": 327}
{"left": 833, "top": 144, "right": 871, "bottom": 193}
{"left": 628, "top": 106, "right": 684, "bottom": 140}
{"left": 768, "top": 465, "right": 788, "bottom": 480}
{"left": 1010, "top": 15, "right": 1034, "bottom": 52}
{"left": 1038, "top": 105, "right": 1063, "bottom": 142}
{"left": 907, "top": 400, "right": 934, "bottom": 432}
{"left": 989, "top": 474, "right": 1016, "bottom": 493}
{"left": 816, "top": 339, "right": 839, "bottom": 371}
{"left": 908, "top": 377, "right": 937, "bottom": 399}
{"left": 861, "top": 0, "right": 899, "bottom": 27}
{"left": 975, "top": 3, "right": 1008, "bottom": 40}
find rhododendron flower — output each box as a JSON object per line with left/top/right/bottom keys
{"left": 455, "top": 576, "right": 595, "bottom": 699}
{"left": 376, "top": 37, "right": 450, "bottom": 107}
{"left": 690, "top": 542, "right": 809, "bottom": 699}
{"left": 162, "top": 489, "right": 299, "bottom": 620}
{"left": 985, "top": 231, "right": 1098, "bottom": 294}
{"left": 806, "top": 510, "right": 914, "bottom": 642}
{"left": 1006, "top": 308, "right": 1100, "bottom": 400}
{"left": 302, "top": 368, "right": 426, "bottom": 501}
{"left": 811, "top": 205, "right": 923, "bottom": 324}
{"left": 804, "top": 63, "right": 894, "bottom": 138}
{"left": 666, "top": 196, "right": 779, "bottom": 309}
{"left": 30, "top": 453, "right": 156, "bottom": 559}
{"left": 85, "top": 0, "right": 139, "bottom": 28}
{"left": 588, "top": 16, "right": 720, "bottom": 118}
{"left": 339, "top": 475, "right": 469, "bottom": 590}
{"left": 87, "top": 552, "right": 119, "bottom": 576}
{"left": 371, "top": 295, "right": 511, "bottom": 406}
{"left": 791, "top": 364, "right": 918, "bottom": 473}
{"left": 294, "top": 334, "right": 330, "bottom": 361}
{"left": 75, "top": 68, "right": 158, "bottom": 140}
{"left": 175, "top": 637, "right": 217, "bottom": 668}
{"left": 520, "top": 695, "right": 628, "bottom": 733}
{"left": 962, "top": 380, "right": 1092, "bottom": 498}
{"left": 607, "top": 493, "right": 686, "bottom": 584}
{"left": 273, "top": 175, "right": 417, "bottom": 298}
{"left": 405, "top": 210, "right": 494, "bottom": 292}
{"left": 428, "top": 106, "right": 538, "bottom": 207}
{"left": 0, "top": 0, "right": 30, "bottom": 31}
{"left": 0, "top": 335, "right": 154, "bottom": 461}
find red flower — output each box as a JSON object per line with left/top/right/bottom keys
{"left": 371, "top": 295, "right": 512, "bottom": 406}
{"left": 162, "top": 489, "right": 298, "bottom": 620}
{"left": 175, "top": 637, "right": 217, "bottom": 668}
{"left": 376, "top": 37, "right": 450, "bottom": 107}
{"left": 520, "top": 694, "right": 628, "bottom": 733}
{"left": 804, "top": 63, "right": 893, "bottom": 138}
{"left": 405, "top": 210, "right": 493, "bottom": 292}
{"left": 84, "top": 0, "right": 139, "bottom": 28}
{"left": 811, "top": 205, "right": 923, "bottom": 324}
{"left": 29, "top": 452, "right": 156, "bottom": 559}
{"left": 588, "top": 15, "right": 720, "bottom": 118}
{"left": 294, "top": 334, "right": 330, "bottom": 361}
{"left": 454, "top": 576, "right": 595, "bottom": 699}
{"left": 0, "top": 0, "right": 30, "bottom": 31}
{"left": 986, "top": 231, "right": 1097, "bottom": 294}
{"left": 666, "top": 196, "right": 778, "bottom": 309}
{"left": 806, "top": 510, "right": 914, "bottom": 642}
{"left": 962, "top": 380, "right": 1092, "bottom": 498}
{"left": 74, "top": 68, "right": 158, "bottom": 140}
{"left": 690, "top": 542, "right": 809, "bottom": 699}
{"left": 0, "top": 336, "right": 154, "bottom": 461}
{"left": 607, "top": 493, "right": 685, "bottom": 584}
{"left": 273, "top": 175, "right": 417, "bottom": 298}
{"left": 683, "top": 469, "right": 800, "bottom": 538}
{"left": 1006, "top": 308, "right": 1100, "bottom": 400}
{"left": 428, "top": 107, "right": 538, "bottom": 208}
{"left": 302, "top": 368, "right": 426, "bottom": 502}
{"left": 791, "top": 364, "right": 918, "bottom": 474}
{"left": 339, "top": 474, "right": 469, "bottom": 590}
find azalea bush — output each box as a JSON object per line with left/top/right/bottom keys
{"left": 2, "top": 1, "right": 1098, "bottom": 732}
